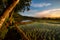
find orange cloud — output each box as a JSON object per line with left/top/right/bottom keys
{"left": 35, "top": 8, "right": 60, "bottom": 18}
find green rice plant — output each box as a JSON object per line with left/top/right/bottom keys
{"left": 19, "top": 21, "right": 60, "bottom": 40}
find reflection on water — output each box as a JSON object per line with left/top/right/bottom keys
{"left": 20, "top": 20, "right": 32, "bottom": 25}
{"left": 21, "top": 20, "right": 32, "bottom": 22}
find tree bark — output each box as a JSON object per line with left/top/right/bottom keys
{"left": 0, "top": 0, "right": 19, "bottom": 29}
{"left": 9, "top": 11, "right": 14, "bottom": 25}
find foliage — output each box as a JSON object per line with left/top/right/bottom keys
{"left": 14, "top": 0, "right": 31, "bottom": 12}
{"left": 0, "top": 0, "right": 31, "bottom": 12}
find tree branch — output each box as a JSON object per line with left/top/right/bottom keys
{"left": 0, "top": 0, "right": 19, "bottom": 29}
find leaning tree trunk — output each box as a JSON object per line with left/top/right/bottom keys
{"left": 0, "top": 0, "right": 30, "bottom": 40}
{"left": 0, "top": 0, "right": 19, "bottom": 28}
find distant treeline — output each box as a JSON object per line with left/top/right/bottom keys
{"left": 40, "top": 17, "right": 60, "bottom": 20}
{"left": 13, "top": 13, "right": 60, "bottom": 23}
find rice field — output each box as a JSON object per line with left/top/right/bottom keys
{"left": 19, "top": 20, "right": 60, "bottom": 40}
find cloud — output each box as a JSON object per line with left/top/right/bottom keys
{"left": 34, "top": 8, "right": 60, "bottom": 18}
{"left": 31, "top": 3, "right": 52, "bottom": 7}
{"left": 19, "top": 10, "right": 38, "bottom": 16}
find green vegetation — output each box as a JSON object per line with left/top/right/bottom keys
{"left": 1, "top": 12, "right": 60, "bottom": 40}
{"left": 19, "top": 20, "right": 60, "bottom": 40}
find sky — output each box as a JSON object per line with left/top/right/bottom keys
{"left": 19, "top": 0, "right": 60, "bottom": 18}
